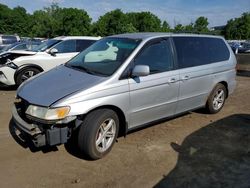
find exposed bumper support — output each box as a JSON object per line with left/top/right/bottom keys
{"left": 12, "top": 105, "right": 71, "bottom": 147}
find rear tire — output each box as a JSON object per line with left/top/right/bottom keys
{"left": 16, "top": 67, "right": 40, "bottom": 86}
{"left": 206, "top": 83, "right": 227, "bottom": 114}
{"left": 78, "top": 109, "right": 119, "bottom": 160}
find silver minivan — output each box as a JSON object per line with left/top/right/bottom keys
{"left": 12, "top": 33, "right": 237, "bottom": 159}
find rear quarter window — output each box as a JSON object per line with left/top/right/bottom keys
{"left": 173, "top": 37, "right": 230, "bottom": 69}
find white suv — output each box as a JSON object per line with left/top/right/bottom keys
{"left": 0, "top": 36, "right": 100, "bottom": 86}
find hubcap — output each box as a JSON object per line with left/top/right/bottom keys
{"left": 21, "top": 70, "right": 36, "bottom": 82}
{"left": 212, "top": 89, "right": 225, "bottom": 110}
{"left": 95, "top": 118, "right": 116, "bottom": 153}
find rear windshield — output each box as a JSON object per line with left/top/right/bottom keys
{"left": 173, "top": 37, "right": 230, "bottom": 69}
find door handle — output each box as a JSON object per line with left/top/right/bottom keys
{"left": 181, "top": 75, "right": 189, "bottom": 81}
{"left": 169, "top": 78, "right": 177, "bottom": 83}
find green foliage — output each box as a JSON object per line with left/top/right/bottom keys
{"left": 193, "top": 16, "right": 209, "bottom": 32}
{"left": 30, "top": 4, "right": 91, "bottom": 38}
{"left": 0, "top": 3, "right": 249, "bottom": 40}
{"left": 224, "top": 12, "right": 250, "bottom": 39}
{"left": 126, "top": 12, "right": 162, "bottom": 32}
{"left": 91, "top": 9, "right": 135, "bottom": 36}
{"left": 161, "top": 21, "right": 171, "bottom": 32}
{"left": 0, "top": 4, "right": 31, "bottom": 35}
{"left": 174, "top": 24, "right": 184, "bottom": 32}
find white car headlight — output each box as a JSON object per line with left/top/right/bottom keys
{"left": 26, "top": 105, "right": 70, "bottom": 120}
{"left": 6, "top": 60, "right": 18, "bottom": 69}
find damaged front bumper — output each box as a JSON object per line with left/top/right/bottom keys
{"left": 12, "top": 105, "right": 73, "bottom": 147}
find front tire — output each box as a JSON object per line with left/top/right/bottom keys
{"left": 78, "top": 109, "right": 119, "bottom": 160}
{"left": 16, "top": 67, "right": 40, "bottom": 86}
{"left": 206, "top": 83, "right": 227, "bottom": 114}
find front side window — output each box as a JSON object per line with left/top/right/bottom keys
{"left": 32, "top": 39, "right": 61, "bottom": 52}
{"left": 133, "top": 38, "right": 174, "bottom": 74}
{"left": 66, "top": 37, "right": 141, "bottom": 76}
{"left": 53, "top": 40, "right": 76, "bottom": 53}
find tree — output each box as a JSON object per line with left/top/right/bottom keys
{"left": 184, "top": 23, "right": 194, "bottom": 32}
{"left": 193, "top": 16, "right": 209, "bottom": 33}
{"left": 224, "top": 12, "right": 250, "bottom": 39}
{"left": 30, "top": 4, "right": 91, "bottom": 37}
{"left": 92, "top": 9, "right": 137, "bottom": 36}
{"left": 174, "top": 24, "right": 184, "bottom": 32}
{"left": 55, "top": 8, "right": 91, "bottom": 36}
{"left": 161, "top": 21, "right": 171, "bottom": 32}
{"left": 126, "top": 12, "right": 162, "bottom": 32}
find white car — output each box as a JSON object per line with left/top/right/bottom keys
{"left": 0, "top": 36, "right": 100, "bottom": 86}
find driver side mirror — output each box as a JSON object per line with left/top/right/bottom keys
{"left": 49, "top": 48, "right": 58, "bottom": 56}
{"left": 132, "top": 65, "right": 150, "bottom": 77}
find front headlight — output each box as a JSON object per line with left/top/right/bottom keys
{"left": 6, "top": 59, "right": 18, "bottom": 69}
{"left": 26, "top": 105, "right": 70, "bottom": 120}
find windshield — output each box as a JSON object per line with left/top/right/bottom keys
{"left": 66, "top": 37, "right": 141, "bottom": 76}
{"left": 0, "top": 43, "right": 18, "bottom": 52}
{"left": 32, "top": 39, "right": 61, "bottom": 52}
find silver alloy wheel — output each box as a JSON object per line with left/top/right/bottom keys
{"left": 21, "top": 70, "right": 35, "bottom": 82}
{"left": 95, "top": 118, "right": 116, "bottom": 153}
{"left": 212, "top": 89, "right": 225, "bottom": 110}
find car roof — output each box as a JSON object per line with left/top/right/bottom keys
{"left": 53, "top": 36, "right": 101, "bottom": 41}
{"left": 109, "top": 32, "right": 224, "bottom": 40}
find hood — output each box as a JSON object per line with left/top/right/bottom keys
{"left": 17, "top": 65, "right": 107, "bottom": 106}
{"left": 1, "top": 50, "right": 37, "bottom": 55}
{"left": 0, "top": 50, "right": 37, "bottom": 65}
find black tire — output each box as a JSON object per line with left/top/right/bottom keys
{"left": 78, "top": 109, "right": 119, "bottom": 160}
{"left": 16, "top": 67, "right": 40, "bottom": 86}
{"left": 206, "top": 83, "right": 227, "bottom": 114}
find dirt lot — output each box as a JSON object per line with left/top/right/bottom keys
{"left": 0, "top": 76, "right": 250, "bottom": 188}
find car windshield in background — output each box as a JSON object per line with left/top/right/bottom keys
{"left": 66, "top": 37, "right": 141, "bottom": 76}
{"left": 0, "top": 44, "right": 13, "bottom": 52}
{"left": 32, "top": 39, "right": 61, "bottom": 52}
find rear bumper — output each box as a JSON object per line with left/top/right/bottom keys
{"left": 12, "top": 105, "right": 71, "bottom": 147}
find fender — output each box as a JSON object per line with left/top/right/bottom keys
{"left": 14, "top": 64, "right": 44, "bottom": 82}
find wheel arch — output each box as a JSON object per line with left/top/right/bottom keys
{"left": 80, "top": 105, "right": 128, "bottom": 137}
{"left": 14, "top": 64, "right": 44, "bottom": 83}
{"left": 218, "top": 81, "right": 229, "bottom": 98}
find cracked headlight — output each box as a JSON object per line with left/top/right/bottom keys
{"left": 26, "top": 105, "right": 70, "bottom": 120}
{"left": 6, "top": 60, "right": 18, "bottom": 69}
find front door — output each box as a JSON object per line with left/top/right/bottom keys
{"left": 128, "top": 38, "right": 180, "bottom": 128}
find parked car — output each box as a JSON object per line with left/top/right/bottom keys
{"left": 0, "top": 41, "right": 41, "bottom": 54}
{"left": 0, "top": 39, "right": 60, "bottom": 65}
{"left": 0, "top": 35, "right": 20, "bottom": 50}
{"left": 228, "top": 41, "right": 250, "bottom": 53}
{"left": 0, "top": 36, "right": 100, "bottom": 86}
{"left": 12, "top": 33, "right": 236, "bottom": 159}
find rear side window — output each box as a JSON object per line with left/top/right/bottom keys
{"left": 133, "top": 38, "right": 174, "bottom": 74}
{"left": 173, "top": 37, "right": 230, "bottom": 69}
{"left": 76, "top": 40, "right": 96, "bottom": 52}
{"left": 2, "top": 36, "right": 18, "bottom": 44}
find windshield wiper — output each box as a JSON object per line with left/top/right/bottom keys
{"left": 67, "top": 64, "right": 98, "bottom": 75}
{"left": 67, "top": 64, "right": 108, "bottom": 77}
